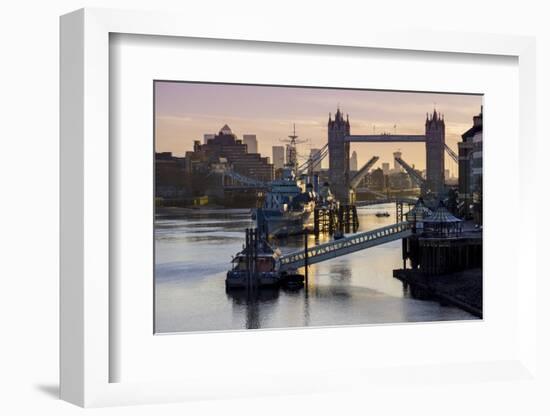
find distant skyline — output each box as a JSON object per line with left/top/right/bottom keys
{"left": 155, "top": 81, "right": 482, "bottom": 172}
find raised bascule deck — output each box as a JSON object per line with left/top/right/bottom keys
{"left": 279, "top": 221, "right": 413, "bottom": 271}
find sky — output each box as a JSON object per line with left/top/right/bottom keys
{"left": 155, "top": 81, "right": 482, "bottom": 173}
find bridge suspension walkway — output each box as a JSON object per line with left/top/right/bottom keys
{"left": 279, "top": 221, "right": 413, "bottom": 271}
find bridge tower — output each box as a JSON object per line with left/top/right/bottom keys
{"left": 425, "top": 109, "right": 445, "bottom": 195}
{"left": 328, "top": 108, "right": 351, "bottom": 203}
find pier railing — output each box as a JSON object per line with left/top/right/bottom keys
{"left": 279, "top": 222, "right": 413, "bottom": 271}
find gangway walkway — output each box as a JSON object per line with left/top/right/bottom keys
{"left": 279, "top": 221, "right": 413, "bottom": 271}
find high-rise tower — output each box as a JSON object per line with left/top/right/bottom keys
{"left": 425, "top": 109, "right": 445, "bottom": 195}
{"left": 242, "top": 134, "right": 258, "bottom": 154}
{"left": 328, "top": 108, "right": 351, "bottom": 203}
{"left": 272, "top": 146, "right": 285, "bottom": 171}
{"left": 350, "top": 150, "right": 358, "bottom": 172}
{"left": 393, "top": 150, "right": 403, "bottom": 172}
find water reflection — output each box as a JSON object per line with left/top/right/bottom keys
{"left": 226, "top": 287, "right": 280, "bottom": 329}
{"left": 155, "top": 204, "right": 476, "bottom": 333}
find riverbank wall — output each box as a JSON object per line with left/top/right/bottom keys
{"left": 393, "top": 268, "right": 482, "bottom": 318}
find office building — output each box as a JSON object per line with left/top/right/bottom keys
{"left": 369, "top": 168, "right": 385, "bottom": 190}
{"left": 186, "top": 124, "right": 273, "bottom": 183}
{"left": 243, "top": 134, "right": 258, "bottom": 154}
{"left": 459, "top": 108, "right": 483, "bottom": 222}
{"left": 272, "top": 146, "right": 285, "bottom": 171}
{"left": 393, "top": 150, "right": 403, "bottom": 172}
{"left": 350, "top": 151, "right": 358, "bottom": 172}
{"left": 310, "top": 148, "right": 322, "bottom": 172}
{"left": 203, "top": 133, "right": 215, "bottom": 144}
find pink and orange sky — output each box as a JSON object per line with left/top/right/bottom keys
{"left": 155, "top": 81, "right": 482, "bottom": 173}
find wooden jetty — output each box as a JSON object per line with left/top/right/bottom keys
{"left": 313, "top": 204, "right": 359, "bottom": 236}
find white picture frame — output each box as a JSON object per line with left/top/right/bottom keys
{"left": 60, "top": 8, "right": 538, "bottom": 407}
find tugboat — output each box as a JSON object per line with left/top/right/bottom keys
{"left": 225, "top": 232, "right": 304, "bottom": 289}
{"left": 375, "top": 211, "right": 390, "bottom": 217}
{"left": 225, "top": 238, "right": 281, "bottom": 289}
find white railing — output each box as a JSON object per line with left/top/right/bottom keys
{"left": 279, "top": 222, "right": 413, "bottom": 270}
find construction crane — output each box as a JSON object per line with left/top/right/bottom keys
{"left": 394, "top": 156, "right": 426, "bottom": 191}
{"left": 349, "top": 156, "right": 380, "bottom": 189}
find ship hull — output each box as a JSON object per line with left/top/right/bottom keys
{"left": 261, "top": 209, "right": 314, "bottom": 237}
{"left": 226, "top": 270, "right": 280, "bottom": 288}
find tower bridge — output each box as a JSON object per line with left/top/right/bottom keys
{"left": 210, "top": 108, "right": 453, "bottom": 207}
{"left": 328, "top": 108, "right": 446, "bottom": 203}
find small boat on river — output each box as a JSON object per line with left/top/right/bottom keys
{"left": 225, "top": 240, "right": 281, "bottom": 289}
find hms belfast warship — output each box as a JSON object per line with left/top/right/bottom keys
{"left": 255, "top": 126, "right": 335, "bottom": 237}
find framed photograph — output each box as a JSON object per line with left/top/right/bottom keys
{"left": 153, "top": 80, "right": 483, "bottom": 335}
{"left": 60, "top": 8, "right": 538, "bottom": 407}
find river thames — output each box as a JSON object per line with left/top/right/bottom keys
{"left": 154, "top": 203, "right": 476, "bottom": 333}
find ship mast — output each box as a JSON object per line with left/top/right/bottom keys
{"left": 280, "top": 123, "right": 308, "bottom": 175}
